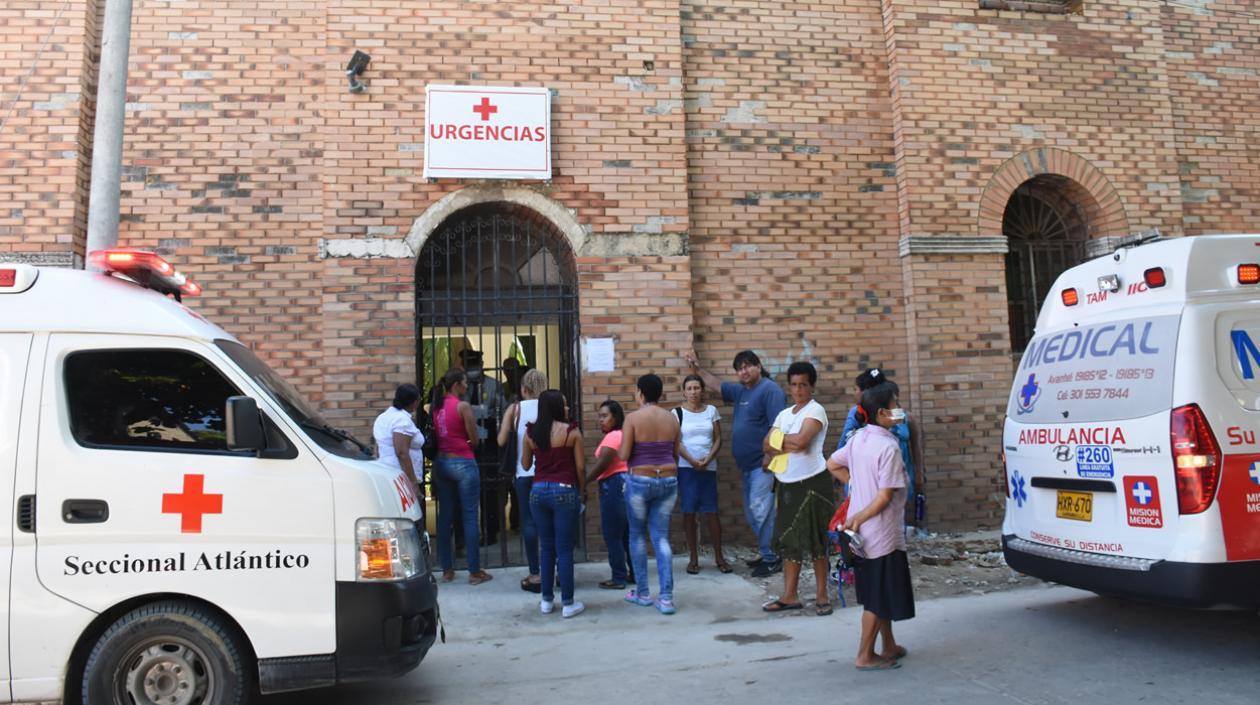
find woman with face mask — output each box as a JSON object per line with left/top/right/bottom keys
{"left": 827, "top": 380, "right": 916, "bottom": 671}
{"left": 837, "top": 368, "right": 926, "bottom": 533}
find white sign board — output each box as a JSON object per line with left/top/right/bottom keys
{"left": 582, "top": 337, "right": 615, "bottom": 373}
{"left": 424, "top": 85, "right": 551, "bottom": 180}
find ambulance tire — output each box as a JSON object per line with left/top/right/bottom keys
{"left": 81, "top": 600, "right": 253, "bottom": 705}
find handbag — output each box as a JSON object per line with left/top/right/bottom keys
{"left": 498, "top": 403, "right": 519, "bottom": 478}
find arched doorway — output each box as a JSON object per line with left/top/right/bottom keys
{"left": 1003, "top": 175, "right": 1096, "bottom": 353}
{"left": 416, "top": 202, "right": 581, "bottom": 568}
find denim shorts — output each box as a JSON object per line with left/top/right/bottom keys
{"left": 678, "top": 467, "right": 718, "bottom": 513}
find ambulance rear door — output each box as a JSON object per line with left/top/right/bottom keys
{"left": 0, "top": 333, "right": 32, "bottom": 703}
{"left": 32, "top": 334, "right": 337, "bottom": 662}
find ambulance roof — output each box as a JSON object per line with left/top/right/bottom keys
{"left": 0, "top": 266, "right": 236, "bottom": 342}
{"left": 1035, "top": 233, "right": 1260, "bottom": 333}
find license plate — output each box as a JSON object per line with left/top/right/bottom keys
{"left": 1056, "top": 490, "right": 1093, "bottom": 522}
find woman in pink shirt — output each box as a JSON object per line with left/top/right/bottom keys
{"left": 827, "top": 380, "right": 915, "bottom": 671}
{"left": 432, "top": 367, "right": 493, "bottom": 585}
{"left": 585, "top": 400, "right": 632, "bottom": 589}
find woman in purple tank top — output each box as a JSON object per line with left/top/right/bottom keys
{"left": 618, "top": 373, "right": 682, "bottom": 615}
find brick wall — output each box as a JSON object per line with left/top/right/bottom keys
{"left": 1163, "top": 1, "right": 1260, "bottom": 234}
{"left": 5, "top": 1, "right": 1260, "bottom": 535}
{"left": 0, "top": 0, "right": 101, "bottom": 261}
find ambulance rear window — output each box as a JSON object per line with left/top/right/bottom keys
{"left": 65, "top": 349, "right": 243, "bottom": 453}
{"left": 1008, "top": 314, "right": 1180, "bottom": 423}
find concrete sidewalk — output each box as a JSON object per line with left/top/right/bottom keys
{"left": 262, "top": 556, "right": 1260, "bottom": 705}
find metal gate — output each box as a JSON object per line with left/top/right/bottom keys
{"left": 1003, "top": 189, "right": 1087, "bottom": 353}
{"left": 415, "top": 205, "right": 582, "bottom": 568}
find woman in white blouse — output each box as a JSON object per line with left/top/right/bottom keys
{"left": 373, "top": 384, "right": 424, "bottom": 487}
{"left": 675, "top": 374, "right": 731, "bottom": 574}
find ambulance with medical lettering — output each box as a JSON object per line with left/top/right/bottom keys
{"left": 1003, "top": 234, "right": 1260, "bottom": 607}
{"left": 0, "top": 252, "right": 438, "bottom": 704}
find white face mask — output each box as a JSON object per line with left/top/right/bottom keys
{"left": 889, "top": 408, "right": 907, "bottom": 423}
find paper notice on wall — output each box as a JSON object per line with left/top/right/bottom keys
{"left": 583, "top": 337, "right": 615, "bottom": 373}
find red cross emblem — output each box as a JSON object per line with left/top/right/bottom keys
{"left": 161, "top": 474, "right": 224, "bottom": 533}
{"left": 472, "top": 97, "right": 498, "bottom": 121}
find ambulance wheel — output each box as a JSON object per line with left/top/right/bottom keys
{"left": 81, "top": 601, "right": 252, "bottom": 705}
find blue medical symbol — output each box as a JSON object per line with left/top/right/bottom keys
{"left": 1016, "top": 374, "right": 1041, "bottom": 415}
{"left": 1011, "top": 470, "right": 1028, "bottom": 508}
{"left": 1132, "top": 481, "right": 1153, "bottom": 506}
{"left": 1249, "top": 462, "right": 1260, "bottom": 486}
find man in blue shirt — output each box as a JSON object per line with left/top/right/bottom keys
{"left": 687, "top": 349, "right": 787, "bottom": 576}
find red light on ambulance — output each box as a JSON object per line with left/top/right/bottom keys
{"left": 1170, "top": 404, "right": 1221, "bottom": 515}
{"left": 0, "top": 269, "right": 15, "bottom": 287}
{"left": 1238, "top": 264, "right": 1260, "bottom": 285}
{"left": 1143, "top": 267, "right": 1166, "bottom": 288}
{"left": 1061, "top": 288, "right": 1079, "bottom": 306}
{"left": 88, "top": 249, "right": 201, "bottom": 299}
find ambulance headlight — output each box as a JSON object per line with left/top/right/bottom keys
{"left": 356, "top": 518, "right": 423, "bottom": 581}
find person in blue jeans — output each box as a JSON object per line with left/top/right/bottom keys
{"left": 686, "top": 349, "right": 787, "bottom": 577}
{"left": 522, "top": 389, "right": 587, "bottom": 618}
{"left": 432, "top": 367, "right": 492, "bottom": 584}
{"left": 619, "top": 374, "right": 683, "bottom": 615}
{"left": 497, "top": 369, "right": 549, "bottom": 593}
{"left": 585, "top": 399, "right": 633, "bottom": 589}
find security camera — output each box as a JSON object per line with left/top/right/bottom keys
{"left": 346, "top": 50, "right": 371, "bottom": 93}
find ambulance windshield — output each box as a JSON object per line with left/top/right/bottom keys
{"left": 215, "top": 340, "right": 370, "bottom": 458}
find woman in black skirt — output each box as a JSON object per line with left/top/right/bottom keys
{"left": 827, "top": 380, "right": 915, "bottom": 671}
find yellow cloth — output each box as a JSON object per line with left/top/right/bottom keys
{"left": 767, "top": 429, "right": 789, "bottom": 473}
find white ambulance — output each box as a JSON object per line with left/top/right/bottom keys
{"left": 0, "top": 251, "right": 439, "bottom": 704}
{"left": 1003, "top": 233, "right": 1260, "bottom": 608}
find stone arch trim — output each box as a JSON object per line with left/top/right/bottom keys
{"left": 405, "top": 187, "right": 587, "bottom": 258}
{"left": 978, "top": 148, "right": 1130, "bottom": 239}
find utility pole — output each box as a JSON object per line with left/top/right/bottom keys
{"left": 84, "top": 0, "right": 133, "bottom": 269}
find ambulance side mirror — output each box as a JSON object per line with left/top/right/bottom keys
{"left": 226, "top": 396, "right": 265, "bottom": 452}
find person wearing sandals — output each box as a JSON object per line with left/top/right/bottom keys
{"left": 432, "top": 367, "right": 493, "bottom": 586}
{"left": 521, "top": 390, "right": 586, "bottom": 618}
{"left": 498, "top": 369, "right": 549, "bottom": 594}
{"left": 674, "top": 375, "right": 732, "bottom": 575}
{"left": 761, "top": 361, "right": 834, "bottom": 616}
{"left": 584, "top": 399, "right": 633, "bottom": 589}
{"left": 827, "top": 380, "right": 915, "bottom": 671}
{"left": 619, "top": 374, "right": 682, "bottom": 615}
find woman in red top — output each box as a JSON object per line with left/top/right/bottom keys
{"left": 432, "top": 367, "right": 492, "bottom": 585}
{"left": 522, "top": 390, "right": 586, "bottom": 617}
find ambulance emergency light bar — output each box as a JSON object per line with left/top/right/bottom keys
{"left": 88, "top": 249, "right": 202, "bottom": 301}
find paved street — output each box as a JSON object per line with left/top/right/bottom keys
{"left": 262, "top": 558, "right": 1260, "bottom": 705}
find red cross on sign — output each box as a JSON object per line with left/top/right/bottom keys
{"left": 472, "top": 97, "right": 498, "bottom": 121}
{"left": 162, "top": 474, "right": 224, "bottom": 533}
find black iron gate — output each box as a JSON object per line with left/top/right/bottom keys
{"left": 1003, "top": 189, "right": 1087, "bottom": 353}
{"left": 416, "top": 205, "right": 582, "bottom": 568}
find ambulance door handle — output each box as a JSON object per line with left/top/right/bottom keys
{"left": 62, "top": 499, "right": 109, "bottom": 524}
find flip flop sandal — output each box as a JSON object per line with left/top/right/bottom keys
{"left": 886, "top": 646, "right": 908, "bottom": 660}
{"left": 856, "top": 660, "right": 902, "bottom": 671}
{"left": 716, "top": 561, "right": 734, "bottom": 574}
{"left": 815, "top": 602, "right": 834, "bottom": 616}
{"left": 441, "top": 570, "right": 456, "bottom": 583}
{"left": 599, "top": 579, "right": 627, "bottom": 590}
{"left": 469, "top": 571, "right": 494, "bottom": 585}
{"left": 761, "top": 599, "right": 804, "bottom": 613}
{"left": 520, "top": 577, "right": 542, "bottom": 593}
{"left": 686, "top": 563, "right": 700, "bottom": 575}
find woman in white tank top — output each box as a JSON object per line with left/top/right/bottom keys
{"left": 498, "top": 369, "right": 548, "bottom": 592}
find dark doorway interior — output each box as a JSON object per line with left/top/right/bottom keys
{"left": 415, "top": 203, "right": 582, "bottom": 568}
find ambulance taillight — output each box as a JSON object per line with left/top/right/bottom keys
{"left": 1238, "top": 264, "right": 1260, "bottom": 285}
{"left": 1061, "top": 288, "right": 1079, "bottom": 306}
{"left": 1143, "top": 267, "right": 1167, "bottom": 288}
{"left": 1170, "top": 404, "right": 1222, "bottom": 515}
{"left": 0, "top": 269, "right": 14, "bottom": 287}
{"left": 88, "top": 248, "right": 202, "bottom": 300}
